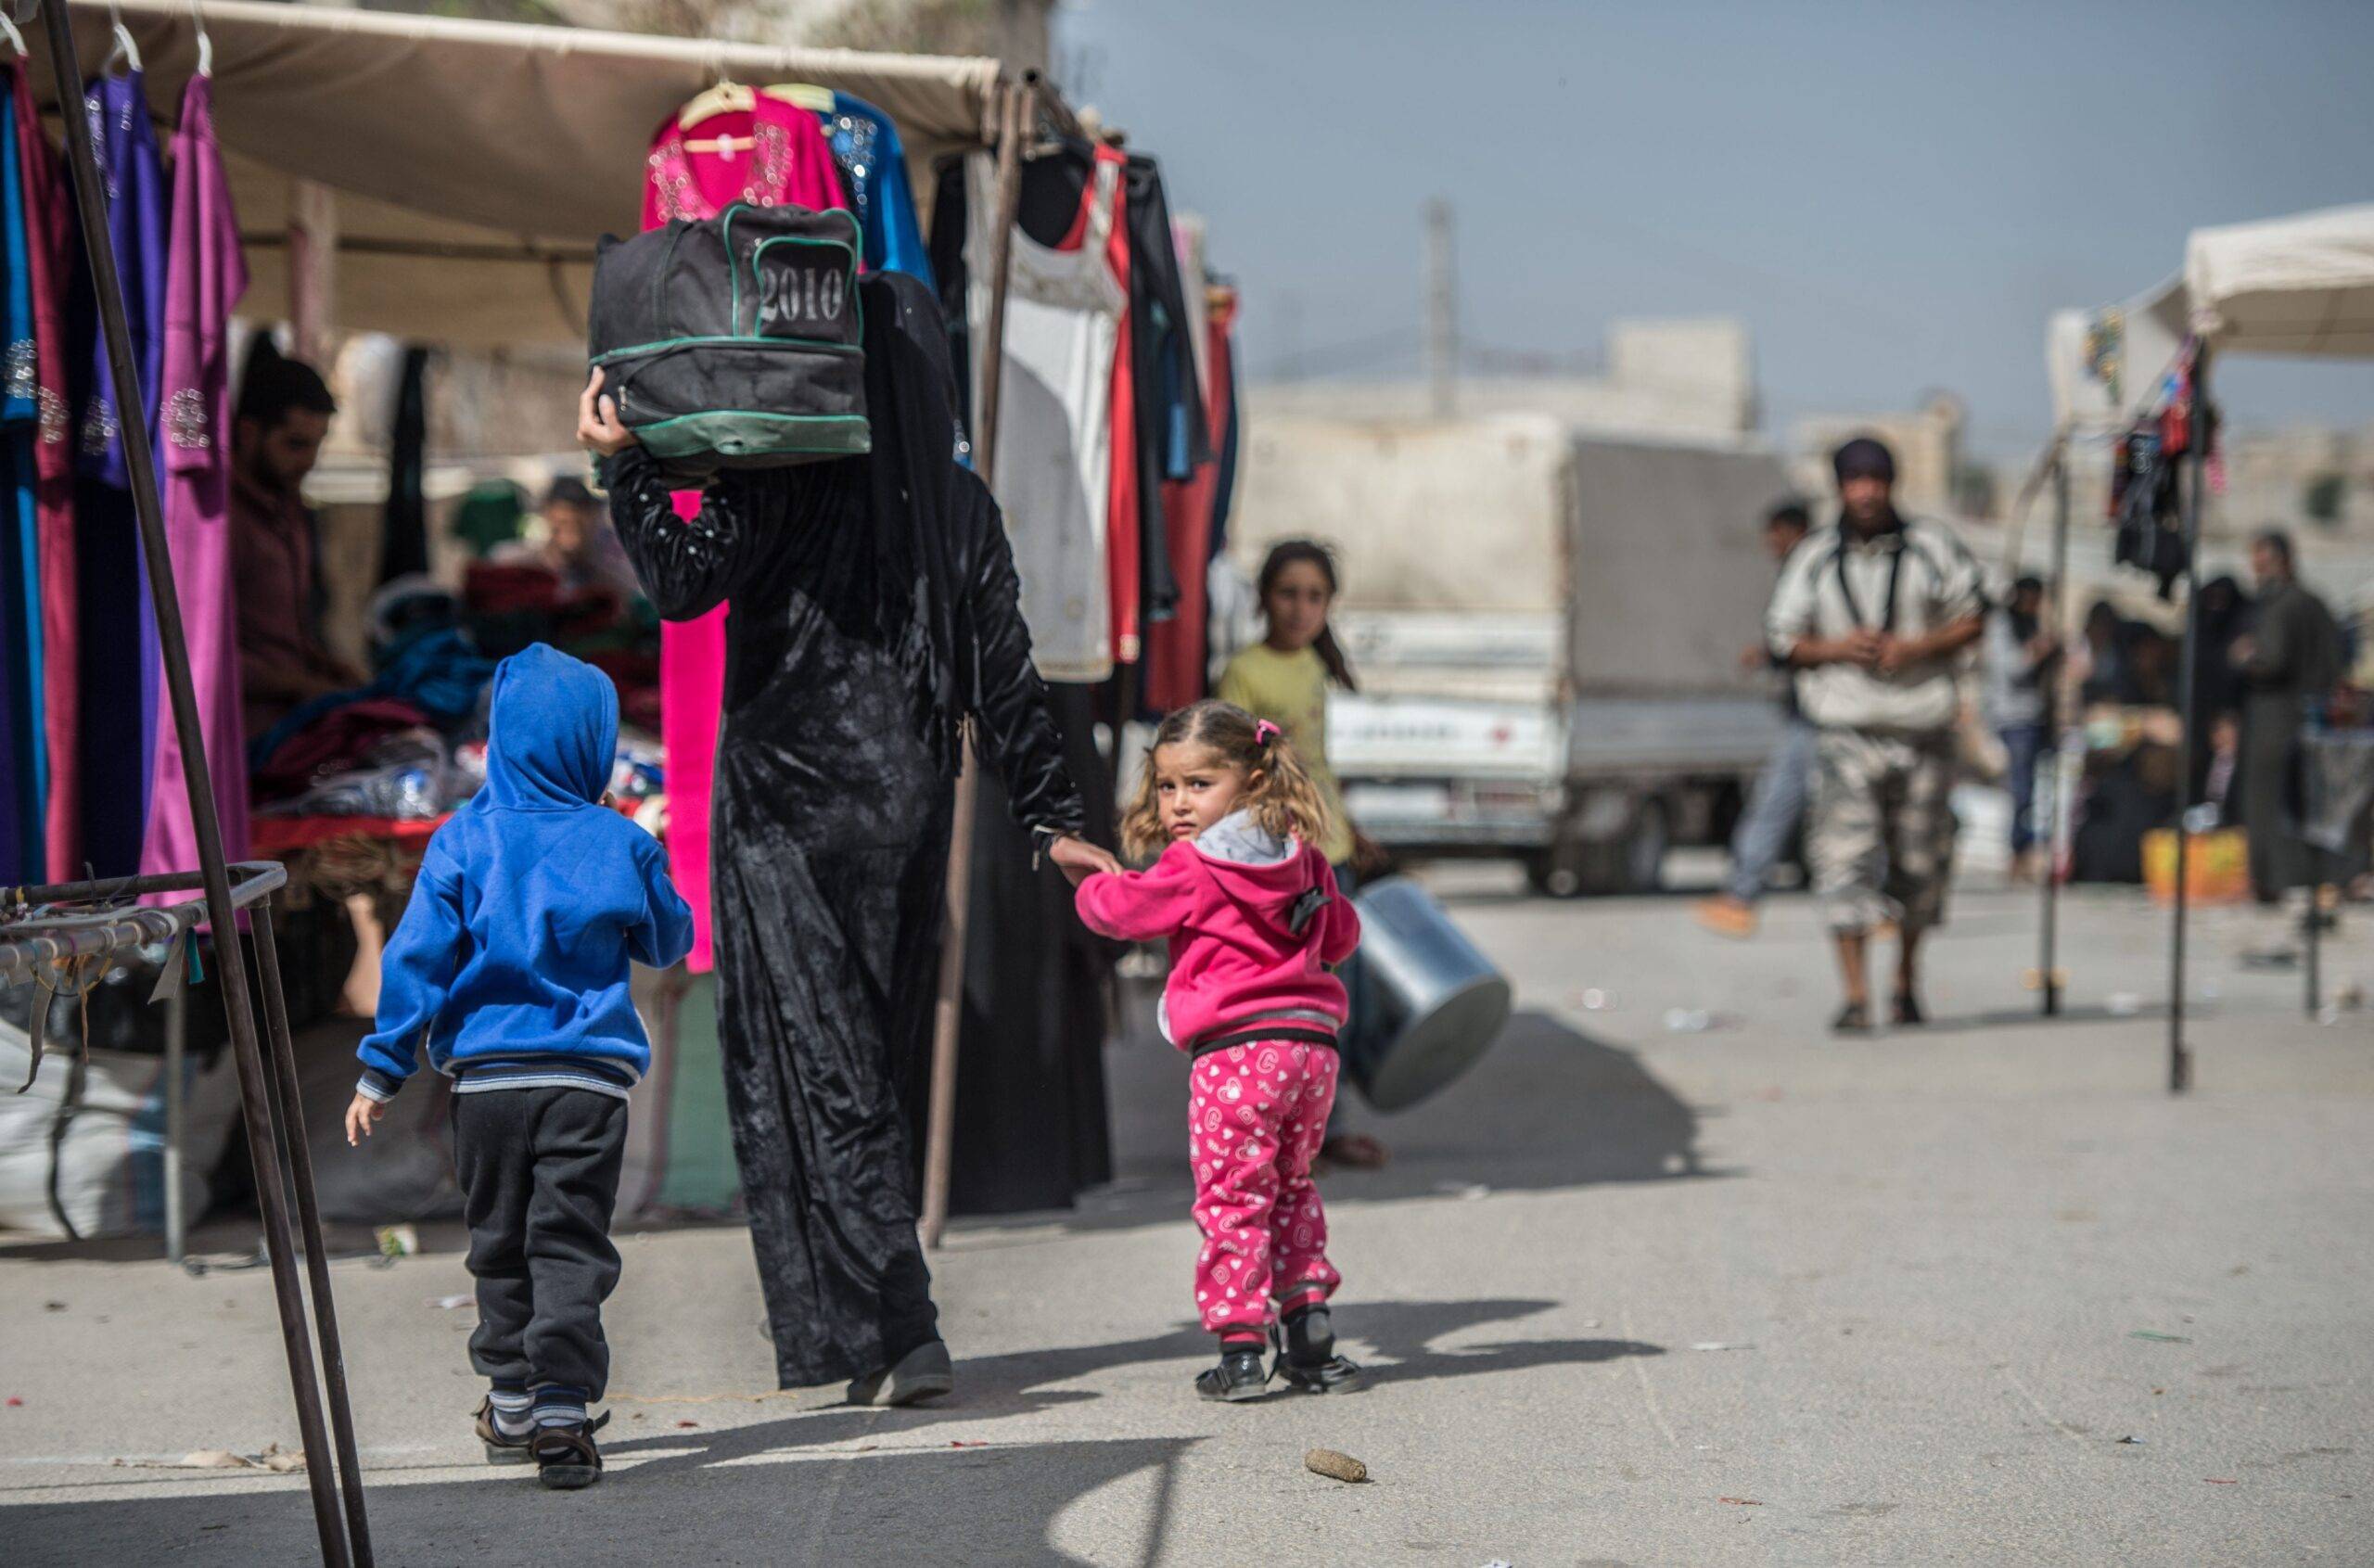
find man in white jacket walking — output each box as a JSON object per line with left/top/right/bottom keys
{"left": 1766, "top": 438, "right": 1985, "bottom": 1033}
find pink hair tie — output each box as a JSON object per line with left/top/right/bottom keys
{"left": 1255, "top": 720, "right": 1281, "bottom": 746}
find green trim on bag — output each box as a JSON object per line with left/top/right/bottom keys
{"left": 722, "top": 205, "right": 860, "bottom": 337}
{"left": 633, "top": 410, "right": 873, "bottom": 460}
{"left": 593, "top": 334, "right": 862, "bottom": 365}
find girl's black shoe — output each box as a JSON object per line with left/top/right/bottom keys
{"left": 531, "top": 1412, "right": 609, "bottom": 1491}
{"left": 1274, "top": 1307, "right": 1365, "bottom": 1394}
{"left": 1194, "top": 1345, "right": 1271, "bottom": 1402}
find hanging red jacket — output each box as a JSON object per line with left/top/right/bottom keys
{"left": 1144, "top": 289, "right": 1234, "bottom": 711}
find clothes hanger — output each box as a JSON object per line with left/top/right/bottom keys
{"left": 763, "top": 83, "right": 836, "bottom": 113}
{"left": 105, "top": 2, "right": 144, "bottom": 75}
{"left": 189, "top": 0, "right": 213, "bottom": 77}
{"left": 0, "top": 14, "right": 24, "bottom": 59}
{"left": 678, "top": 54, "right": 758, "bottom": 155}
{"left": 678, "top": 81, "right": 755, "bottom": 130}
{"left": 684, "top": 129, "right": 757, "bottom": 157}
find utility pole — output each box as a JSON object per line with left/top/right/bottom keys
{"left": 1424, "top": 197, "right": 1457, "bottom": 416}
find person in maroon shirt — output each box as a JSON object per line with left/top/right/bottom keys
{"left": 230, "top": 347, "right": 364, "bottom": 736}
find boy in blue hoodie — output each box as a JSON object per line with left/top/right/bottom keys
{"left": 344, "top": 644, "right": 693, "bottom": 1490}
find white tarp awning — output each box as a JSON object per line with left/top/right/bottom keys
{"left": 2184, "top": 203, "right": 2374, "bottom": 360}
{"left": 2049, "top": 203, "right": 2374, "bottom": 430}
{"left": 2046, "top": 274, "right": 2188, "bottom": 433}
{"left": 29, "top": 0, "right": 1010, "bottom": 345}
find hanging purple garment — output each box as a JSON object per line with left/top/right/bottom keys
{"left": 140, "top": 73, "right": 249, "bottom": 887}
{"left": 73, "top": 69, "right": 169, "bottom": 876}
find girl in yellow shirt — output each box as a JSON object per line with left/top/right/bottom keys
{"left": 1217, "top": 540, "right": 1388, "bottom": 1167}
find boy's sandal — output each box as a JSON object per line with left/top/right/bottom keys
{"left": 473, "top": 1396, "right": 533, "bottom": 1465}
{"left": 531, "top": 1411, "right": 610, "bottom": 1491}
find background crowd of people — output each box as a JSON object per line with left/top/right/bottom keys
{"left": 2040, "top": 529, "right": 2354, "bottom": 902}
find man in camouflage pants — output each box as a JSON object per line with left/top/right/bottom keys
{"left": 1766, "top": 438, "right": 1985, "bottom": 1033}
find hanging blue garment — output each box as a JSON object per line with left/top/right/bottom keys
{"left": 72, "top": 69, "right": 170, "bottom": 876}
{"left": 820, "top": 93, "right": 934, "bottom": 287}
{"left": 0, "top": 75, "right": 36, "bottom": 879}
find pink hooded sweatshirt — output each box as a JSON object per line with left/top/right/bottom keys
{"left": 1076, "top": 811, "right": 1361, "bottom": 1051}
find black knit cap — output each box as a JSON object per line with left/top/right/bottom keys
{"left": 1832, "top": 436, "right": 1896, "bottom": 485}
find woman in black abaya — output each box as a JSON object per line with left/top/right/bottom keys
{"left": 581, "top": 273, "right": 1117, "bottom": 1399}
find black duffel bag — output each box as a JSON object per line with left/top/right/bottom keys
{"left": 589, "top": 202, "right": 869, "bottom": 482}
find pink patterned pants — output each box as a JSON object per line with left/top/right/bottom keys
{"left": 1188, "top": 1040, "right": 1342, "bottom": 1335}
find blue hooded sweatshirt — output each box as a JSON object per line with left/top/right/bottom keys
{"left": 356, "top": 644, "right": 695, "bottom": 1103}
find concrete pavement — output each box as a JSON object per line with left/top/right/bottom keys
{"left": 2, "top": 871, "right": 2369, "bottom": 1565}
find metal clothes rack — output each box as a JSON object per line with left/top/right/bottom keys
{"left": 3, "top": 0, "right": 376, "bottom": 1557}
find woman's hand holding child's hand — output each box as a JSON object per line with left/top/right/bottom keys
{"left": 1048, "top": 835, "right": 1123, "bottom": 886}
{"left": 343, "top": 1093, "right": 386, "bottom": 1147}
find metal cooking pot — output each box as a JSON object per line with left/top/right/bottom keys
{"left": 1343, "top": 876, "right": 1512, "bottom": 1112}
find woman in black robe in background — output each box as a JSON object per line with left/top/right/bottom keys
{"left": 583, "top": 273, "right": 1117, "bottom": 1398}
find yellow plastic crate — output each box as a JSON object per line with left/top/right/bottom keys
{"left": 2141, "top": 827, "right": 2252, "bottom": 905}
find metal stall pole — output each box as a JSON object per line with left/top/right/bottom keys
{"left": 33, "top": 6, "right": 364, "bottom": 1562}
{"left": 251, "top": 907, "right": 374, "bottom": 1564}
{"left": 2037, "top": 444, "right": 2070, "bottom": 1017}
{"left": 919, "top": 80, "right": 1027, "bottom": 1250}
{"left": 164, "top": 977, "right": 186, "bottom": 1265}
{"left": 2166, "top": 349, "right": 2210, "bottom": 1096}
{"left": 2304, "top": 877, "right": 2320, "bottom": 1016}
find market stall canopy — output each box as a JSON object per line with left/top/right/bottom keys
{"left": 28, "top": 0, "right": 1013, "bottom": 345}
{"left": 2049, "top": 203, "right": 2374, "bottom": 432}
{"left": 2184, "top": 203, "right": 2374, "bottom": 360}
{"left": 2046, "top": 275, "right": 2187, "bottom": 434}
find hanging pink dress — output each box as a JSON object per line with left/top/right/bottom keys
{"left": 139, "top": 74, "right": 248, "bottom": 886}
{"left": 642, "top": 98, "right": 846, "bottom": 970}
{"left": 12, "top": 68, "right": 75, "bottom": 879}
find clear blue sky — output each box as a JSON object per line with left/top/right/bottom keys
{"left": 1053, "top": 0, "right": 2374, "bottom": 458}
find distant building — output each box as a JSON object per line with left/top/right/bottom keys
{"left": 2046, "top": 420, "right": 2374, "bottom": 548}
{"left": 1251, "top": 318, "right": 1759, "bottom": 443}
{"left": 2218, "top": 424, "right": 2374, "bottom": 539}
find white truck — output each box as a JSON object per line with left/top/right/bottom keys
{"left": 1232, "top": 414, "right": 1796, "bottom": 895}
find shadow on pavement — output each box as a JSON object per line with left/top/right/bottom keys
{"left": 938, "top": 1295, "right": 1662, "bottom": 1407}
{"left": 4, "top": 1434, "right": 1197, "bottom": 1568}
{"left": 2, "top": 1299, "right": 1658, "bottom": 1566}
{"left": 1077, "top": 1007, "right": 1715, "bottom": 1235}
{"left": 1914, "top": 1001, "right": 2172, "bottom": 1036}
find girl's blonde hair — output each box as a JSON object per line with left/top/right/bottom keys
{"left": 1120, "top": 700, "right": 1334, "bottom": 860}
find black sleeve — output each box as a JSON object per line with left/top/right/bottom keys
{"left": 600, "top": 446, "right": 767, "bottom": 621}
{"left": 1125, "top": 157, "right": 1212, "bottom": 470}
{"left": 957, "top": 471, "right": 1088, "bottom": 842}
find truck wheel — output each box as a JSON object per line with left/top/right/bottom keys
{"left": 1624, "top": 797, "right": 1671, "bottom": 893}
{"left": 1524, "top": 845, "right": 1588, "bottom": 899}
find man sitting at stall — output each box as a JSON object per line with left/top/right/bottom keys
{"left": 231, "top": 344, "right": 365, "bottom": 738}
{"left": 495, "top": 476, "right": 641, "bottom": 604}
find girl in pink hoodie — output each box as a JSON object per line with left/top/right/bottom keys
{"left": 1075, "top": 700, "right": 1365, "bottom": 1401}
